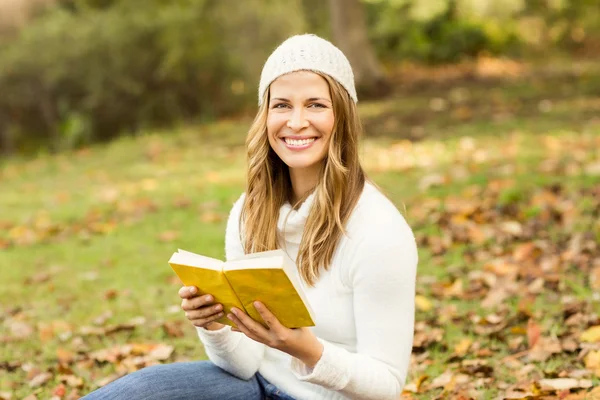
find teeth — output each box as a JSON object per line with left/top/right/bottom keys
{"left": 284, "top": 138, "right": 315, "bottom": 146}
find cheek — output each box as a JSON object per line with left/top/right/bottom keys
{"left": 266, "top": 113, "right": 286, "bottom": 138}
{"left": 313, "top": 112, "right": 335, "bottom": 136}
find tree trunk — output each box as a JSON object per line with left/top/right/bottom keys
{"left": 329, "top": 0, "right": 390, "bottom": 99}
{"left": 0, "top": 126, "right": 13, "bottom": 156}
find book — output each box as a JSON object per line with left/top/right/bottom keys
{"left": 168, "top": 249, "right": 315, "bottom": 329}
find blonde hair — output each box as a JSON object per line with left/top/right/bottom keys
{"left": 241, "top": 72, "right": 366, "bottom": 286}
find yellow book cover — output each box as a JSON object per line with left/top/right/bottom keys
{"left": 168, "top": 249, "right": 315, "bottom": 329}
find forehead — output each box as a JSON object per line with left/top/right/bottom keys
{"left": 269, "top": 71, "right": 331, "bottom": 98}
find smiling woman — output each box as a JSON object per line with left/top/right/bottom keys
{"left": 83, "top": 34, "right": 418, "bottom": 400}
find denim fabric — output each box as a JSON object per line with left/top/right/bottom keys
{"left": 256, "top": 373, "right": 297, "bottom": 400}
{"left": 81, "top": 361, "right": 296, "bottom": 400}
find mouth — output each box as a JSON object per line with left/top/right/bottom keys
{"left": 281, "top": 137, "right": 318, "bottom": 150}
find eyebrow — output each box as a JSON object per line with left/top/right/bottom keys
{"left": 270, "top": 97, "right": 332, "bottom": 103}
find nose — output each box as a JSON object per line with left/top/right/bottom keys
{"left": 286, "top": 108, "right": 309, "bottom": 131}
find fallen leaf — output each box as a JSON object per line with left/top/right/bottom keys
{"left": 29, "top": 372, "right": 52, "bottom": 388}
{"left": 6, "top": 319, "right": 34, "bottom": 339}
{"left": 56, "top": 348, "right": 75, "bottom": 364}
{"left": 403, "top": 375, "right": 428, "bottom": 393}
{"left": 502, "top": 390, "right": 536, "bottom": 399}
{"left": 24, "top": 272, "right": 52, "bottom": 285}
{"left": 527, "top": 319, "right": 541, "bottom": 349}
{"left": 590, "top": 266, "right": 600, "bottom": 290}
{"left": 537, "top": 378, "right": 592, "bottom": 391}
{"left": 60, "top": 375, "right": 84, "bottom": 388}
{"left": 52, "top": 383, "right": 67, "bottom": 397}
{"left": 580, "top": 325, "right": 600, "bottom": 343}
{"left": 200, "top": 212, "right": 223, "bottom": 223}
{"left": 103, "top": 289, "right": 118, "bottom": 301}
{"left": 415, "top": 295, "right": 433, "bottom": 312}
{"left": 584, "top": 350, "right": 600, "bottom": 377}
{"left": 95, "top": 373, "right": 123, "bottom": 387}
{"left": 454, "top": 338, "right": 472, "bottom": 357}
{"left": 148, "top": 344, "right": 174, "bottom": 361}
{"left": 162, "top": 321, "right": 185, "bottom": 338}
{"left": 158, "top": 230, "right": 179, "bottom": 242}
{"left": 528, "top": 336, "right": 562, "bottom": 362}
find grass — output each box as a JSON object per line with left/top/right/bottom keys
{"left": 1, "top": 63, "right": 600, "bottom": 399}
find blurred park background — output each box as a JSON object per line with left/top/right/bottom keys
{"left": 1, "top": 0, "right": 600, "bottom": 399}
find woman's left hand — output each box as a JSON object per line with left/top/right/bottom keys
{"left": 227, "top": 301, "right": 323, "bottom": 368}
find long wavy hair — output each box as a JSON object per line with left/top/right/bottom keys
{"left": 241, "top": 72, "right": 366, "bottom": 286}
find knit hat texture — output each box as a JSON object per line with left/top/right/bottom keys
{"left": 258, "top": 34, "right": 357, "bottom": 106}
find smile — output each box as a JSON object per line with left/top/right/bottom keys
{"left": 282, "top": 137, "right": 317, "bottom": 149}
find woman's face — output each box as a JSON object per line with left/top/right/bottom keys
{"left": 267, "top": 71, "right": 334, "bottom": 175}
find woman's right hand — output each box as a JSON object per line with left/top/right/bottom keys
{"left": 179, "top": 286, "right": 225, "bottom": 330}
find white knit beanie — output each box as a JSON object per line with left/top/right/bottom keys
{"left": 258, "top": 34, "right": 357, "bottom": 106}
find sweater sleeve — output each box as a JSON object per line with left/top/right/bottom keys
{"left": 196, "top": 193, "right": 266, "bottom": 380}
{"left": 290, "top": 211, "right": 418, "bottom": 399}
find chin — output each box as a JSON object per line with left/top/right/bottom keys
{"left": 281, "top": 158, "right": 320, "bottom": 171}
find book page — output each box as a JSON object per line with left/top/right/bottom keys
{"left": 171, "top": 250, "right": 223, "bottom": 270}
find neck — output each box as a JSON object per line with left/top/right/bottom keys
{"left": 289, "top": 165, "right": 320, "bottom": 205}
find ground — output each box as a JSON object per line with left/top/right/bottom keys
{"left": 1, "top": 58, "right": 599, "bottom": 399}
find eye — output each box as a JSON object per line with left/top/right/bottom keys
{"left": 308, "top": 103, "right": 326, "bottom": 108}
{"left": 271, "top": 103, "right": 290, "bottom": 109}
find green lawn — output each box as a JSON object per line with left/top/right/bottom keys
{"left": 1, "top": 64, "right": 600, "bottom": 399}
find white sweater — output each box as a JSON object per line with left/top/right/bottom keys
{"left": 197, "top": 182, "right": 418, "bottom": 399}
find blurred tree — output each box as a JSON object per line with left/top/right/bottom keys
{"left": 329, "top": 0, "right": 391, "bottom": 98}
{"left": 302, "top": 0, "right": 331, "bottom": 38}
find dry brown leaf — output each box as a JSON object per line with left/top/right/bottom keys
{"left": 60, "top": 375, "right": 84, "bottom": 388}
{"left": 501, "top": 390, "right": 537, "bottom": 399}
{"left": 103, "top": 289, "right": 118, "bottom": 301}
{"left": 6, "top": 319, "right": 34, "bottom": 339}
{"left": 537, "top": 378, "right": 592, "bottom": 391}
{"left": 158, "top": 230, "right": 179, "bottom": 242}
{"left": 95, "top": 373, "right": 123, "bottom": 388}
{"left": 200, "top": 212, "right": 223, "bottom": 223}
{"left": 528, "top": 336, "right": 562, "bottom": 362}
{"left": 162, "top": 321, "right": 185, "bottom": 338}
{"left": 24, "top": 272, "right": 52, "bottom": 285}
{"left": 527, "top": 319, "right": 541, "bottom": 349}
{"left": 590, "top": 266, "right": 600, "bottom": 291}
{"left": 148, "top": 344, "right": 174, "bottom": 361}
{"left": 513, "top": 242, "right": 541, "bottom": 262}
{"left": 56, "top": 348, "right": 75, "bottom": 365}
{"left": 29, "top": 372, "right": 52, "bottom": 388}
{"left": 429, "top": 370, "right": 453, "bottom": 389}
{"left": 52, "top": 383, "right": 67, "bottom": 398}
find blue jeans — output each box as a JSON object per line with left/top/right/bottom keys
{"left": 81, "top": 361, "right": 296, "bottom": 400}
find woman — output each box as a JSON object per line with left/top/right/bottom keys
{"left": 84, "top": 34, "right": 418, "bottom": 400}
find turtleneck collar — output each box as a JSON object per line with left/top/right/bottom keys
{"left": 277, "top": 190, "right": 317, "bottom": 245}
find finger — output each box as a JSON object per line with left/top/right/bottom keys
{"left": 231, "top": 307, "right": 269, "bottom": 337}
{"left": 178, "top": 286, "right": 198, "bottom": 299}
{"left": 190, "top": 312, "right": 224, "bottom": 327}
{"left": 253, "top": 301, "right": 282, "bottom": 330}
{"left": 185, "top": 304, "right": 223, "bottom": 320}
{"left": 181, "top": 294, "right": 214, "bottom": 311}
{"left": 227, "top": 312, "right": 261, "bottom": 342}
